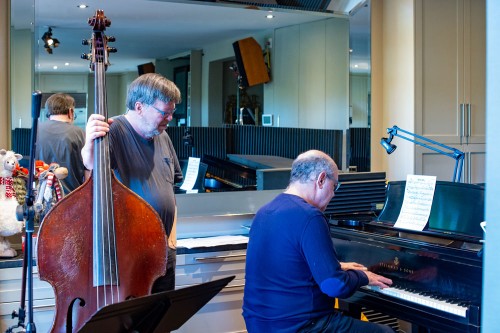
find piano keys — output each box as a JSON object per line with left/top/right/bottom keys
{"left": 330, "top": 181, "right": 484, "bottom": 333}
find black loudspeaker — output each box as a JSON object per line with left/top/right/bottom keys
{"left": 138, "top": 62, "right": 155, "bottom": 76}
{"left": 232, "top": 37, "right": 270, "bottom": 87}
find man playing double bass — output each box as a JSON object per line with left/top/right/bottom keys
{"left": 82, "top": 73, "right": 183, "bottom": 292}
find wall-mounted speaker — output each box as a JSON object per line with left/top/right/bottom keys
{"left": 232, "top": 37, "right": 270, "bottom": 88}
{"left": 137, "top": 62, "right": 155, "bottom": 76}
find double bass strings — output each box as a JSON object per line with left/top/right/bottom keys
{"left": 92, "top": 31, "right": 120, "bottom": 308}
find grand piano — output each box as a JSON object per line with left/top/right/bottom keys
{"left": 330, "top": 181, "right": 484, "bottom": 333}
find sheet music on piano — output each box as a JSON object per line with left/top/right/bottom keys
{"left": 180, "top": 157, "right": 201, "bottom": 193}
{"left": 394, "top": 175, "right": 436, "bottom": 231}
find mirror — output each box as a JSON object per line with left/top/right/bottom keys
{"left": 348, "top": 1, "right": 371, "bottom": 172}
{"left": 10, "top": 0, "right": 371, "bottom": 183}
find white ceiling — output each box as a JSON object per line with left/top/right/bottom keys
{"left": 11, "top": 0, "right": 369, "bottom": 74}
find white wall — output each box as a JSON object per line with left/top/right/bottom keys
{"left": 350, "top": 74, "right": 370, "bottom": 127}
{"left": 269, "top": 17, "right": 349, "bottom": 130}
{"left": 371, "top": 0, "right": 415, "bottom": 181}
{"left": 482, "top": 0, "right": 500, "bottom": 330}
{"left": 11, "top": 29, "right": 33, "bottom": 129}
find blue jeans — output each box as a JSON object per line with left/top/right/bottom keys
{"left": 151, "top": 247, "right": 176, "bottom": 293}
{"left": 297, "top": 311, "right": 395, "bottom": 333}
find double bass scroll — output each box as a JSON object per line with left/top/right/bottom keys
{"left": 37, "top": 10, "right": 168, "bottom": 333}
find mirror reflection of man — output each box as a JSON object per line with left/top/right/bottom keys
{"left": 36, "top": 93, "right": 86, "bottom": 194}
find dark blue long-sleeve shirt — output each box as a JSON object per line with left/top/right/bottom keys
{"left": 243, "top": 193, "right": 368, "bottom": 333}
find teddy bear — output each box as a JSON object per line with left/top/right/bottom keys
{"left": 0, "top": 149, "right": 25, "bottom": 257}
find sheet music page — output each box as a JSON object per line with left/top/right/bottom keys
{"left": 180, "top": 157, "right": 200, "bottom": 191}
{"left": 394, "top": 175, "right": 437, "bottom": 231}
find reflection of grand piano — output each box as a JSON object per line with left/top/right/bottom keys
{"left": 330, "top": 181, "right": 484, "bottom": 333}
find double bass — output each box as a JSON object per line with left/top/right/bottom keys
{"left": 37, "top": 10, "right": 168, "bottom": 332}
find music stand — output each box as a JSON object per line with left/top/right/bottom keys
{"left": 78, "top": 276, "right": 235, "bottom": 333}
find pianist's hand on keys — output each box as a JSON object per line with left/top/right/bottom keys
{"left": 365, "top": 271, "right": 393, "bottom": 289}
{"left": 340, "top": 262, "right": 368, "bottom": 271}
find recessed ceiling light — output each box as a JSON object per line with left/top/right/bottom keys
{"left": 65, "top": 62, "right": 70, "bottom": 66}
{"left": 53, "top": 66, "right": 58, "bottom": 70}
{"left": 266, "top": 14, "right": 274, "bottom": 19}
{"left": 77, "top": 4, "right": 89, "bottom": 9}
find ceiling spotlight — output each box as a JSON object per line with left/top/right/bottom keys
{"left": 77, "top": 4, "right": 89, "bottom": 9}
{"left": 41, "top": 27, "right": 60, "bottom": 54}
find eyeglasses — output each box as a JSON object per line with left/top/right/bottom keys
{"left": 326, "top": 174, "right": 341, "bottom": 192}
{"left": 148, "top": 104, "right": 176, "bottom": 118}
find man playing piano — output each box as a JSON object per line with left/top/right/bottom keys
{"left": 243, "top": 150, "right": 394, "bottom": 333}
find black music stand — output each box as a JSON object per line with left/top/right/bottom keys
{"left": 78, "top": 276, "right": 235, "bottom": 333}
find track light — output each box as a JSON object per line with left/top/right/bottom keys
{"left": 41, "top": 27, "right": 60, "bottom": 54}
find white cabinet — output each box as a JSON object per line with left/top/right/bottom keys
{"left": 0, "top": 266, "right": 55, "bottom": 333}
{"left": 174, "top": 249, "right": 247, "bottom": 333}
{"left": 415, "top": 0, "right": 485, "bottom": 183}
{"left": 415, "top": 143, "right": 485, "bottom": 184}
{"left": 0, "top": 250, "right": 249, "bottom": 333}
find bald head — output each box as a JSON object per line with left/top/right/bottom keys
{"left": 286, "top": 150, "right": 339, "bottom": 211}
{"left": 289, "top": 150, "right": 338, "bottom": 185}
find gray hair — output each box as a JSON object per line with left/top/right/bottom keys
{"left": 289, "top": 150, "right": 337, "bottom": 184}
{"left": 45, "top": 93, "right": 75, "bottom": 117}
{"left": 126, "top": 73, "right": 182, "bottom": 110}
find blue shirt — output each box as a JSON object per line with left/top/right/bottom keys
{"left": 243, "top": 193, "right": 368, "bottom": 333}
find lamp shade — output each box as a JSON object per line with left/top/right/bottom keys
{"left": 380, "top": 137, "right": 397, "bottom": 154}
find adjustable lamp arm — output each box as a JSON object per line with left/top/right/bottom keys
{"left": 381, "top": 125, "right": 465, "bottom": 182}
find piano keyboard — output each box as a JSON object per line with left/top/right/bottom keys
{"left": 362, "top": 285, "right": 468, "bottom": 318}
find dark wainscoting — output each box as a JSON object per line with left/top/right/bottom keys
{"left": 347, "top": 127, "right": 370, "bottom": 172}
{"left": 166, "top": 125, "right": 343, "bottom": 166}
{"left": 12, "top": 125, "right": 344, "bottom": 170}
{"left": 12, "top": 128, "right": 32, "bottom": 165}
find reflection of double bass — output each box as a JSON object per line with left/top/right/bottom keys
{"left": 37, "top": 10, "right": 168, "bottom": 332}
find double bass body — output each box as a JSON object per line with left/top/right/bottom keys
{"left": 37, "top": 176, "right": 167, "bottom": 332}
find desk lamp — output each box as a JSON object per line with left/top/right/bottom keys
{"left": 380, "top": 125, "right": 465, "bottom": 183}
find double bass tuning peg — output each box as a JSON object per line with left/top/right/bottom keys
{"left": 81, "top": 53, "right": 91, "bottom": 61}
{"left": 107, "top": 47, "right": 118, "bottom": 54}
{"left": 107, "top": 36, "right": 116, "bottom": 43}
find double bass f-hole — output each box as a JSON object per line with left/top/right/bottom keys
{"left": 37, "top": 10, "right": 168, "bottom": 333}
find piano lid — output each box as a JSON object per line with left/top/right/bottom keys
{"left": 376, "top": 181, "right": 485, "bottom": 239}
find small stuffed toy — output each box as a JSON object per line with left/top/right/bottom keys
{"left": 35, "top": 162, "right": 68, "bottom": 220}
{"left": 0, "top": 149, "right": 25, "bottom": 257}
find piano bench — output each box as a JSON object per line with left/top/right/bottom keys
{"left": 336, "top": 299, "right": 363, "bottom": 320}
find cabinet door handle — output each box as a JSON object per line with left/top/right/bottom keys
{"left": 467, "top": 151, "right": 472, "bottom": 184}
{"left": 194, "top": 254, "right": 246, "bottom": 263}
{"left": 467, "top": 103, "right": 472, "bottom": 139}
{"left": 460, "top": 103, "right": 465, "bottom": 141}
